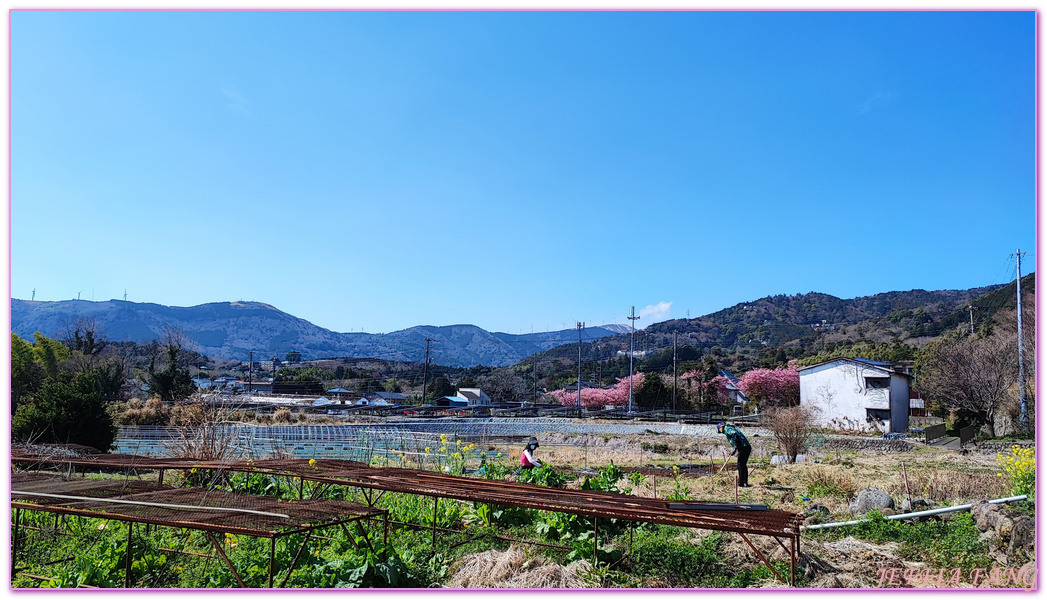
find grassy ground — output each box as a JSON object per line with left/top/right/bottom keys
{"left": 11, "top": 430, "right": 1033, "bottom": 589}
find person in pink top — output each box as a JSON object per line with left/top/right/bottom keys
{"left": 519, "top": 437, "right": 543, "bottom": 469}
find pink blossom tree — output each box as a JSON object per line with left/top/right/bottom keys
{"left": 736, "top": 366, "right": 800, "bottom": 408}
{"left": 681, "top": 370, "right": 731, "bottom": 409}
{"left": 550, "top": 373, "right": 645, "bottom": 410}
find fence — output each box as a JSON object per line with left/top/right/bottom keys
{"left": 924, "top": 423, "right": 947, "bottom": 444}
{"left": 958, "top": 425, "right": 977, "bottom": 447}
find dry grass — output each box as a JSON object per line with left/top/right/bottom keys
{"left": 447, "top": 545, "right": 592, "bottom": 588}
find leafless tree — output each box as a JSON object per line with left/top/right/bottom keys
{"left": 479, "top": 369, "right": 528, "bottom": 404}
{"left": 765, "top": 405, "right": 815, "bottom": 463}
{"left": 916, "top": 330, "right": 1017, "bottom": 437}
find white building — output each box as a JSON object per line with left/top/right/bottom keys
{"left": 456, "top": 388, "right": 492, "bottom": 406}
{"left": 798, "top": 358, "right": 911, "bottom": 434}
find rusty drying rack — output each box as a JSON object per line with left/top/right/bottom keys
{"left": 12, "top": 449, "right": 802, "bottom": 585}
{"left": 10, "top": 471, "right": 387, "bottom": 588}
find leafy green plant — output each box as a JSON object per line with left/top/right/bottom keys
{"left": 665, "top": 465, "right": 691, "bottom": 501}
{"left": 628, "top": 528, "right": 723, "bottom": 586}
{"left": 580, "top": 462, "right": 625, "bottom": 494}
{"left": 517, "top": 464, "right": 567, "bottom": 488}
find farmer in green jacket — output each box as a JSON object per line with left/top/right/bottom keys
{"left": 717, "top": 422, "right": 752, "bottom": 487}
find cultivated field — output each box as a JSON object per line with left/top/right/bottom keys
{"left": 11, "top": 426, "right": 1036, "bottom": 589}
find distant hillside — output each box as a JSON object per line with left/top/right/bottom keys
{"left": 9, "top": 299, "right": 623, "bottom": 367}
{"left": 527, "top": 279, "right": 1029, "bottom": 366}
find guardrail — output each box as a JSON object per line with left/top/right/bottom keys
{"left": 958, "top": 425, "right": 978, "bottom": 447}
{"left": 924, "top": 423, "right": 947, "bottom": 444}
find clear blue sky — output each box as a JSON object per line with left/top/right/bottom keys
{"left": 10, "top": 10, "right": 1036, "bottom": 335}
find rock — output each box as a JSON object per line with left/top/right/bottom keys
{"left": 849, "top": 488, "right": 895, "bottom": 514}
{"left": 978, "top": 530, "right": 999, "bottom": 547}
{"left": 808, "top": 503, "right": 831, "bottom": 515}
{"left": 901, "top": 498, "right": 935, "bottom": 512}
{"left": 879, "top": 508, "right": 897, "bottom": 516}
{"left": 1009, "top": 515, "right": 1035, "bottom": 552}
{"left": 804, "top": 515, "right": 823, "bottom": 526}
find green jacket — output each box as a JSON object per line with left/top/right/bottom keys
{"left": 722, "top": 424, "right": 751, "bottom": 449}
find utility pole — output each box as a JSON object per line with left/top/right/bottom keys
{"left": 576, "top": 321, "right": 584, "bottom": 413}
{"left": 533, "top": 353, "right": 538, "bottom": 406}
{"left": 628, "top": 306, "right": 640, "bottom": 413}
{"left": 421, "top": 338, "right": 433, "bottom": 404}
{"left": 966, "top": 305, "right": 976, "bottom": 335}
{"left": 672, "top": 330, "right": 678, "bottom": 413}
{"left": 1012, "top": 249, "right": 1027, "bottom": 425}
{"left": 31, "top": 289, "right": 35, "bottom": 301}
{"left": 124, "top": 290, "right": 127, "bottom": 301}
{"left": 248, "top": 351, "right": 253, "bottom": 393}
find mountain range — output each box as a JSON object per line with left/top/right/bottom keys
{"left": 9, "top": 299, "right": 627, "bottom": 367}
{"left": 11, "top": 277, "right": 1032, "bottom": 368}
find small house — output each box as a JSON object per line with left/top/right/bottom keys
{"left": 799, "top": 358, "right": 911, "bottom": 434}
{"left": 456, "top": 388, "right": 491, "bottom": 406}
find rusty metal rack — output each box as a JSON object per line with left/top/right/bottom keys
{"left": 12, "top": 449, "right": 802, "bottom": 585}
{"left": 10, "top": 472, "right": 387, "bottom": 588}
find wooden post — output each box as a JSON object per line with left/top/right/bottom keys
{"left": 901, "top": 463, "right": 912, "bottom": 509}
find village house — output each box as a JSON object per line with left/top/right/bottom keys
{"left": 455, "top": 388, "right": 491, "bottom": 406}
{"left": 798, "top": 357, "right": 911, "bottom": 434}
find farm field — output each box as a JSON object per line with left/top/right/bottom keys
{"left": 10, "top": 427, "right": 1036, "bottom": 589}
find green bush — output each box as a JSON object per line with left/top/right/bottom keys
{"left": 12, "top": 370, "right": 118, "bottom": 451}
{"left": 628, "top": 529, "right": 723, "bottom": 586}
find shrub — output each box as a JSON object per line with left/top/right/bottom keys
{"left": 764, "top": 405, "right": 815, "bottom": 463}
{"left": 12, "top": 370, "right": 117, "bottom": 451}
{"left": 997, "top": 446, "right": 1035, "bottom": 497}
{"left": 629, "top": 529, "right": 723, "bottom": 586}
{"left": 805, "top": 466, "right": 857, "bottom": 500}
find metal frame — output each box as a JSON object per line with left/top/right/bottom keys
{"left": 13, "top": 450, "right": 802, "bottom": 586}
{"left": 10, "top": 473, "right": 386, "bottom": 588}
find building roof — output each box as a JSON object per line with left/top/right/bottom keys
{"left": 797, "top": 357, "right": 912, "bottom": 378}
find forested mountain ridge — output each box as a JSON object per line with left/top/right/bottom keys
{"left": 10, "top": 299, "right": 623, "bottom": 367}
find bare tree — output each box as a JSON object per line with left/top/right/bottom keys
{"left": 479, "top": 369, "right": 528, "bottom": 404}
{"left": 765, "top": 405, "right": 815, "bottom": 463}
{"left": 916, "top": 330, "right": 1017, "bottom": 437}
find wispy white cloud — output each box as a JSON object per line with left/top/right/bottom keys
{"left": 221, "top": 87, "right": 251, "bottom": 116}
{"left": 854, "top": 91, "right": 896, "bottom": 116}
{"left": 638, "top": 301, "right": 672, "bottom": 325}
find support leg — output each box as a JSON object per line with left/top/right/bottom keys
{"left": 593, "top": 517, "right": 599, "bottom": 565}
{"left": 279, "top": 531, "right": 314, "bottom": 588}
{"left": 205, "top": 532, "right": 246, "bottom": 588}
{"left": 11, "top": 508, "right": 21, "bottom": 583}
{"left": 431, "top": 497, "right": 439, "bottom": 549}
{"left": 125, "top": 522, "right": 133, "bottom": 588}
{"left": 269, "top": 538, "right": 276, "bottom": 588}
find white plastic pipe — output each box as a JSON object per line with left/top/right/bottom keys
{"left": 801, "top": 495, "right": 1028, "bottom": 531}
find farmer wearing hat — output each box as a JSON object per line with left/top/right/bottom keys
{"left": 717, "top": 422, "right": 752, "bottom": 487}
{"left": 519, "top": 437, "right": 543, "bottom": 469}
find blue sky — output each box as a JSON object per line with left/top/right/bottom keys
{"left": 10, "top": 10, "right": 1036, "bottom": 335}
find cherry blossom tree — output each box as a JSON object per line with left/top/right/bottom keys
{"left": 736, "top": 366, "right": 800, "bottom": 408}
{"left": 550, "top": 373, "right": 645, "bottom": 409}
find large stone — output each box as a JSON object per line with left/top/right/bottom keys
{"left": 1010, "top": 515, "right": 1035, "bottom": 552}
{"left": 849, "top": 488, "right": 895, "bottom": 514}
{"left": 900, "top": 497, "right": 935, "bottom": 512}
